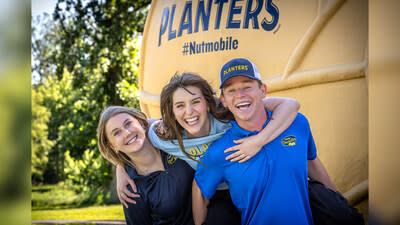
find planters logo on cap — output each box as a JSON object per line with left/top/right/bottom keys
{"left": 220, "top": 58, "right": 262, "bottom": 88}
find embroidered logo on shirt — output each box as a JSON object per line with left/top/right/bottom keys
{"left": 281, "top": 135, "right": 296, "bottom": 147}
{"left": 167, "top": 154, "right": 178, "bottom": 165}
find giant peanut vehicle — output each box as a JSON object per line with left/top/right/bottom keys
{"left": 138, "top": 0, "right": 367, "bottom": 213}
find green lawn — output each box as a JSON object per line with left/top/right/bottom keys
{"left": 32, "top": 184, "right": 82, "bottom": 210}
{"left": 32, "top": 184, "right": 124, "bottom": 221}
{"left": 32, "top": 183, "right": 114, "bottom": 210}
{"left": 32, "top": 204, "right": 124, "bottom": 220}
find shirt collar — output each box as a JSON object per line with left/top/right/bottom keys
{"left": 125, "top": 151, "right": 166, "bottom": 179}
{"left": 229, "top": 110, "right": 272, "bottom": 137}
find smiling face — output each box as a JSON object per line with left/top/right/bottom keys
{"left": 105, "top": 113, "right": 147, "bottom": 155}
{"left": 220, "top": 76, "right": 267, "bottom": 128}
{"left": 172, "top": 86, "right": 211, "bottom": 138}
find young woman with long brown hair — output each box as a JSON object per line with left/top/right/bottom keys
{"left": 97, "top": 106, "right": 195, "bottom": 225}
{"left": 116, "top": 73, "right": 300, "bottom": 224}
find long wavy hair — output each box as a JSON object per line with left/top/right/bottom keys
{"left": 97, "top": 106, "right": 149, "bottom": 168}
{"left": 160, "top": 72, "right": 231, "bottom": 163}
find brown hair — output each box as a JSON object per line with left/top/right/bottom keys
{"left": 97, "top": 106, "right": 149, "bottom": 168}
{"left": 160, "top": 72, "right": 228, "bottom": 163}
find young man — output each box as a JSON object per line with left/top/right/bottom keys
{"left": 192, "top": 58, "right": 336, "bottom": 225}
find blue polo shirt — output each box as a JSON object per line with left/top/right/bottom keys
{"left": 195, "top": 111, "right": 316, "bottom": 225}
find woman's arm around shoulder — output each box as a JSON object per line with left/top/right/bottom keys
{"left": 116, "top": 164, "right": 140, "bottom": 208}
{"left": 224, "top": 97, "right": 300, "bottom": 163}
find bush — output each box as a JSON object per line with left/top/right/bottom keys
{"left": 64, "top": 149, "right": 111, "bottom": 192}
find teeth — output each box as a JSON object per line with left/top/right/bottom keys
{"left": 185, "top": 117, "right": 199, "bottom": 125}
{"left": 236, "top": 102, "right": 250, "bottom": 109}
{"left": 127, "top": 136, "right": 137, "bottom": 145}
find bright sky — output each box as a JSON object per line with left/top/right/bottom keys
{"left": 32, "top": 0, "right": 57, "bottom": 17}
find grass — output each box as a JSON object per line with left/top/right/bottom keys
{"left": 32, "top": 204, "right": 124, "bottom": 220}
{"left": 32, "top": 183, "right": 125, "bottom": 221}
{"left": 32, "top": 184, "right": 82, "bottom": 210}
{"left": 32, "top": 183, "right": 112, "bottom": 210}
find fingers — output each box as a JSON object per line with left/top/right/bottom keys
{"left": 238, "top": 156, "right": 251, "bottom": 163}
{"left": 225, "top": 151, "right": 242, "bottom": 160}
{"left": 123, "top": 187, "right": 140, "bottom": 199}
{"left": 232, "top": 139, "right": 244, "bottom": 144}
{"left": 224, "top": 146, "right": 238, "bottom": 154}
{"left": 230, "top": 153, "right": 247, "bottom": 162}
{"left": 121, "top": 198, "right": 128, "bottom": 209}
{"left": 128, "top": 179, "right": 137, "bottom": 193}
{"left": 119, "top": 192, "right": 137, "bottom": 208}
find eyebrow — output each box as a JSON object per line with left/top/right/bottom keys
{"left": 110, "top": 118, "right": 129, "bottom": 134}
{"left": 174, "top": 96, "right": 201, "bottom": 105}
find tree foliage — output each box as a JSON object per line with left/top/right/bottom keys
{"left": 53, "top": 0, "right": 150, "bottom": 104}
{"left": 64, "top": 149, "right": 111, "bottom": 192}
{"left": 31, "top": 0, "right": 151, "bottom": 186}
{"left": 31, "top": 89, "right": 54, "bottom": 183}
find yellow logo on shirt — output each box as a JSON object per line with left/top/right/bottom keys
{"left": 187, "top": 142, "right": 212, "bottom": 160}
{"left": 281, "top": 135, "right": 296, "bottom": 146}
{"left": 167, "top": 154, "right": 178, "bottom": 165}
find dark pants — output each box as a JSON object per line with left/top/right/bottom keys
{"left": 203, "top": 180, "right": 364, "bottom": 225}
{"left": 309, "top": 179, "right": 365, "bottom": 225}
{"left": 204, "top": 189, "right": 241, "bottom": 225}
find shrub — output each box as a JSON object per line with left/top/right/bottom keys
{"left": 64, "top": 149, "right": 111, "bottom": 192}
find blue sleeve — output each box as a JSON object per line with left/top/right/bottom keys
{"left": 194, "top": 143, "right": 225, "bottom": 199}
{"left": 307, "top": 128, "right": 317, "bottom": 160}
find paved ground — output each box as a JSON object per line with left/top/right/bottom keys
{"left": 32, "top": 220, "right": 126, "bottom": 225}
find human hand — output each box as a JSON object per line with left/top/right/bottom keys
{"left": 155, "top": 120, "right": 168, "bottom": 137}
{"left": 224, "top": 135, "right": 264, "bottom": 163}
{"left": 116, "top": 165, "right": 140, "bottom": 208}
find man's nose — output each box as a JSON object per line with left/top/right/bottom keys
{"left": 236, "top": 88, "right": 245, "bottom": 97}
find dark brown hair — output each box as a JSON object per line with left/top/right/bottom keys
{"left": 160, "top": 72, "right": 228, "bottom": 163}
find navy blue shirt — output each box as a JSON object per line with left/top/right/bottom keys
{"left": 195, "top": 112, "right": 316, "bottom": 225}
{"left": 124, "top": 150, "right": 194, "bottom": 225}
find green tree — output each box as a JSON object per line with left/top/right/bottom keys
{"left": 53, "top": 0, "right": 150, "bottom": 105}
{"left": 31, "top": 0, "right": 151, "bottom": 186}
{"left": 31, "top": 89, "right": 54, "bottom": 183}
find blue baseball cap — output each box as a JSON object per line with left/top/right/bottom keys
{"left": 220, "top": 58, "right": 262, "bottom": 88}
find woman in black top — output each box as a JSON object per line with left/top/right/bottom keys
{"left": 97, "top": 106, "right": 194, "bottom": 225}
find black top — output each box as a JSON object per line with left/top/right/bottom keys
{"left": 123, "top": 150, "right": 195, "bottom": 225}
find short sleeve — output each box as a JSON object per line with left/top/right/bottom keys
{"left": 307, "top": 129, "right": 317, "bottom": 160}
{"left": 194, "top": 143, "right": 225, "bottom": 199}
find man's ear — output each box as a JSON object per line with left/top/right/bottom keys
{"left": 261, "top": 83, "right": 267, "bottom": 97}
{"left": 220, "top": 93, "right": 227, "bottom": 108}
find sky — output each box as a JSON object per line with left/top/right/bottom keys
{"left": 31, "top": 0, "right": 57, "bottom": 83}
{"left": 32, "top": 0, "right": 57, "bottom": 18}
